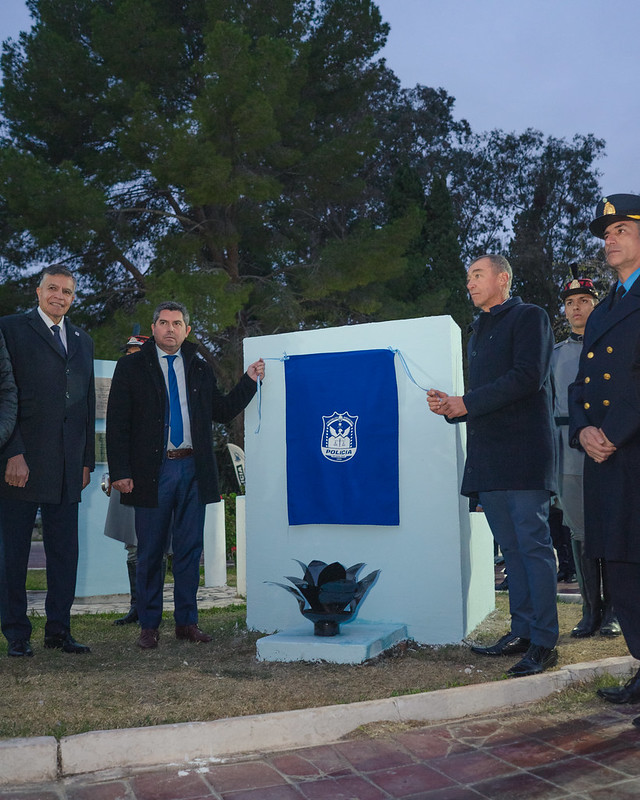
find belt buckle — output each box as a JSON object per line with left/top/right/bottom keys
{"left": 167, "top": 448, "right": 192, "bottom": 460}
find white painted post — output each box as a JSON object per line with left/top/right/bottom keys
{"left": 235, "top": 495, "right": 246, "bottom": 597}
{"left": 77, "top": 359, "right": 129, "bottom": 597}
{"left": 203, "top": 500, "right": 227, "bottom": 587}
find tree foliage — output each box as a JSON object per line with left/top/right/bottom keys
{"left": 380, "top": 168, "right": 470, "bottom": 329}
{"left": 0, "top": 1, "right": 412, "bottom": 360}
{"left": 0, "top": 0, "right": 608, "bottom": 384}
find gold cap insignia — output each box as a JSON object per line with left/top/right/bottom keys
{"left": 569, "top": 279, "right": 580, "bottom": 289}
{"left": 603, "top": 200, "right": 616, "bottom": 215}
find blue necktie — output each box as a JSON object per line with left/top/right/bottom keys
{"left": 51, "top": 324, "right": 67, "bottom": 357}
{"left": 164, "top": 355, "right": 184, "bottom": 448}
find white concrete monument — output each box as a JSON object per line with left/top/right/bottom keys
{"left": 243, "top": 316, "right": 494, "bottom": 662}
{"left": 76, "top": 359, "right": 128, "bottom": 596}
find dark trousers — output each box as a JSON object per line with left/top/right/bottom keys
{"left": 479, "top": 489, "right": 559, "bottom": 649}
{"left": 0, "top": 497, "right": 79, "bottom": 642}
{"left": 134, "top": 456, "right": 205, "bottom": 630}
{"left": 605, "top": 561, "right": 640, "bottom": 659}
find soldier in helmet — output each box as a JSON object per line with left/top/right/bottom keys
{"left": 569, "top": 194, "right": 640, "bottom": 724}
{"left": 103, "top": 331, "right": 152, "bottom": 625}
{"left": 553, "top": 268, "right": 620, "bottom": 638}
{"left": 123, "top": 333, "right": 148, "bottom": 356}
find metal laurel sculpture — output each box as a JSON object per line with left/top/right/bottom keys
{"left": 267, "top": 559, "right": 380, "bottom": 636}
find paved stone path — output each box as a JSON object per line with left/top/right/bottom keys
{"left": 26, "top": 584, "right": 240, "bottom": 616}
{"left": 3, "top": 704, "right": 640, "bottom": 799}
{"left": 6, "top": 543, "right": 617, "bottom": 800}
{"left": 26, "top": 540, "right": 240, "bottom": 614}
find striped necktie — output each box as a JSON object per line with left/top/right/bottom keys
{"left": 51, "top": 324, "right": 67, "bottom": 356}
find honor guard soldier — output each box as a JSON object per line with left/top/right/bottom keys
{"left": 103, "top": 331, "right": 155, "bottom": 626}
{"left": 553, "top": 269, "right": 620, "bottom": 638}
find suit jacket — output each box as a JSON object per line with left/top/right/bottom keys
{"left": 0, "top": 329, "right": 17, "bottom": 449}
{"left": 106, "top": 337, "right": 257, "bottom": 508}
{"left": 0, "top": 308, "right": 95, "bottom": 504}
{"left": 454, "top": 296, "right": 557, "bottom": 497}
{"left": 569, "top": 280, "right": 640, "bottom": 561}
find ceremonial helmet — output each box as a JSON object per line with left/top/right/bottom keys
{"left": 124, "top": 333, "right": 149, "bottom": 349}
{"left": 561, "top": 264, "right": 598, "bottom": 302}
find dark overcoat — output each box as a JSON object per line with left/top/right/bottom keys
{"left": 0, "top": 308, "right": 95, "bottom": 504}
{"left": 456, "top": 296, "right": 557, "bottom": 497}
{"left": 0, "top": 330, "right": 17, "bottom": 449}
{"left": 569, "top": 280, "right": 640, "bottom": 562}
{"left": 106, "top": 338, "right": 257, "bottom": 508}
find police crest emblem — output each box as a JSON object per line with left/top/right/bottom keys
{"left": 321, "top": 412, "right": 358, "bottom": 462}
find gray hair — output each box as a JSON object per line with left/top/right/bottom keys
{"left": 152, "top": 301, "right": 190, "bottom": 327}
{"left": 39, "top": 265, "right": 76, "bottom": 291}
{"left": 469, "top": 254, "right": 513, "bottom": 291}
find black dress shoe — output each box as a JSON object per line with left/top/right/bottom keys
{"left": 114, "top": 606, "right": 139, "bottom": 626}
{"left": 570, "top": 615, "right": 601, "bottom": 638}
{"left": 599, "top": 613, "right": 622, "bottom": 637}
{"left": 633, "top": 716, "right": 640, "bottom": 730}
{"left": 506, "top": 644, "right": 558, "bottom": 677}
{"left": 597, "top": 670, "right": 640, "bottom": 704}
{"left": 470, "top": 632, "right": 530, "bottom": 656}
{"left": 8, "top": 639, "right": 33, "bottom": 657}
{"left": 44, "top": 634, "right": 91, "bottom": 654}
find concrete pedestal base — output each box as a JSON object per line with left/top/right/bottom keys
{"left": 256, "top": 622, "right": 408, "bottom": 664}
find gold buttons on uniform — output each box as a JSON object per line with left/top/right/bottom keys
{"left": 607, "top": 346, "right": 613, "bottom": 353}
{"left": 584, "top": 402, "right": 591, "bottom": 409}
{"left": 603, "top": 400, "right": 610, "bottom": 406}
{"left": 587, "top": 352, "right": 594, "bottom": 358}
{"left": 585, "top": 377, "right": 591, "bottom": 383}
{"left": 604, "top": 373, "right": 611, "bottom": 380}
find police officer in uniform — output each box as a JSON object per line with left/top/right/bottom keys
{"left": 553, "top": 270, "right": 620, "bottom": 637}
{"left": 569, "top": 194, "right": 640, "bottom": 722}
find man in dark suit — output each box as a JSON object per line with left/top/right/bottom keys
{"left": 569, "top": 194, "right": 640, "bottom": 723}
{"left": 106, "top": 301, "right": 264, "bottom": 649}
{"left": 0, "top": 266, "right": 95, "bottom": 657}
{"left": 427, "top": 254, "right": 558, "bottom": 677}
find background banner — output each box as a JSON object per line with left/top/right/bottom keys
{"left": 285, "top": 349, "right": 399, "bottom": 525}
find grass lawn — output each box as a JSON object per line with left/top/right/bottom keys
{"left": 0, "top": 592, "right": 630, "bottom": 741}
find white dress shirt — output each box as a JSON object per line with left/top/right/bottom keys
{"left": 38, "top": 306, "right": 68, "bottom": 350}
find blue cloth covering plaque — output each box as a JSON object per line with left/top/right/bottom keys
{"left": 285, "top": 349, "right": 399, "bottom": 526}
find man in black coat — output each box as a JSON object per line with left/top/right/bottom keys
{"left": 569, "top": 194, "right": 640, "bottom": 722}
{"left": 106, "top": 300, "right": 264, "bottom": 649}
{"left": 0, "top": 266, "right": 95, "bottom": 657}
{"left": 428, "top": 254, "right": 558, "bottom": 677}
